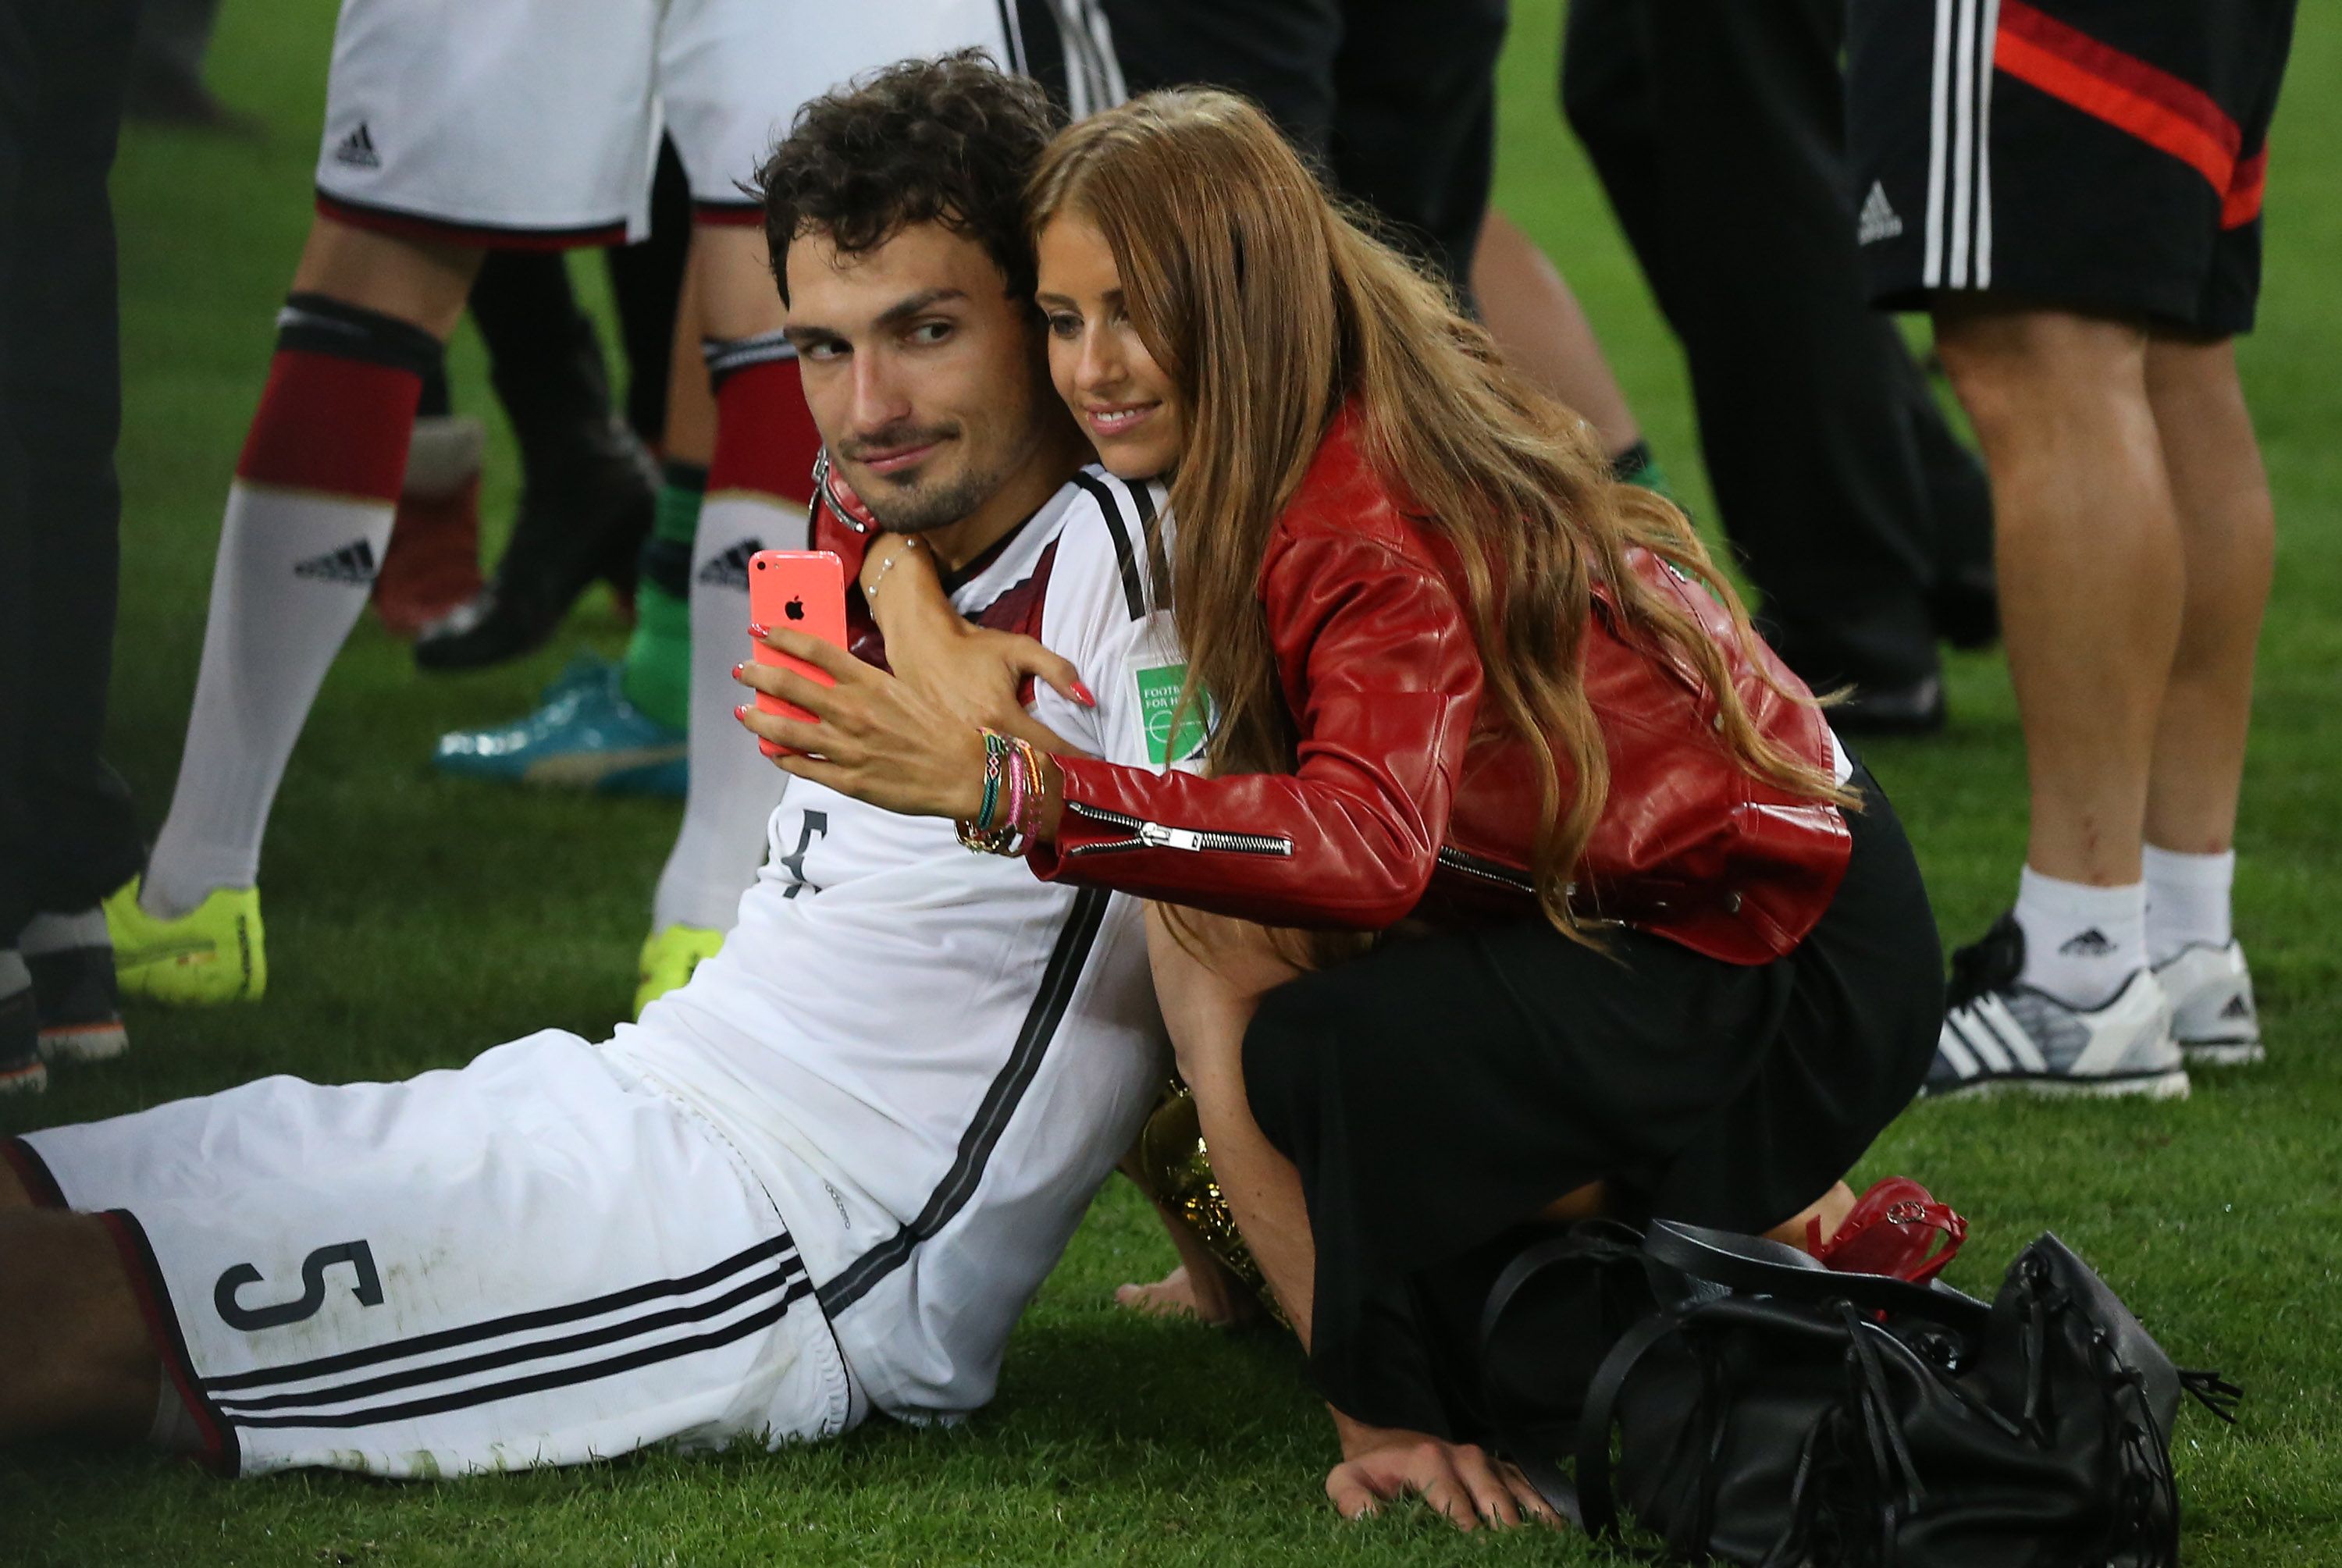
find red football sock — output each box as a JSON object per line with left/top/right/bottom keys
{"left": 705, "top": 337, "right": 820, "bottom": 506}
{"left": 235, "top": 352, "right": 424, "bottom": 498}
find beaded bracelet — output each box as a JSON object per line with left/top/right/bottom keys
{"left": 957, "top": 730, "right": 1048, "bottom": 857}
{"left": 862, "top": 535, "right": 924, "bottom": 609}
{"left": 956, "top": 731, "right": 1020, "bottom": 855}
{"left": 977, "top": 732, "right": 1005, "bottom": 829}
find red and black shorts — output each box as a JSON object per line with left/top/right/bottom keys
{"left": 1845, "top": 0, "right": 2297, "bottom": 335}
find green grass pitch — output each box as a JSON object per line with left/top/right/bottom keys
{"left": 5, "top": 2, "right": 2338, "bottom": 1562}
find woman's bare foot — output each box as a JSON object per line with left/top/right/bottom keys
{"left": 1770, "top": 1180, "right": 1859, "bottom": 1253}
{"left": 1115, "top": 1262, "right": 1260, "bottom": 1327}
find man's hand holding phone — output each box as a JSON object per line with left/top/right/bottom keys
{"left": 733, "top": 625, "right": 992, "bottom": 823}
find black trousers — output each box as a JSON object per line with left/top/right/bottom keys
{"left": 1100, "top": 0, "right": 1511, "bottom": 291}
{"left": 0, "top": 0, "right": 148, "bottom": 938}
{"left": 1561, "top": 0, "right": 1994, "bottom": 692}
{"left": 1244, "top": 769, "right": 1942, "bottom": 1438}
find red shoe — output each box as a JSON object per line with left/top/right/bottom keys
{"left": 373, "top": 416, "right": 486, "bottom": 639}
{"left": 1811, "top": 1177, "right": 1967, "bottom": 1285}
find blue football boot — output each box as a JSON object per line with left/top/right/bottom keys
{"left": 435, "top": 656, "right": 687, "bottom": 796}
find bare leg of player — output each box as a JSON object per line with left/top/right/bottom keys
{"left": 0, "top": 1165, "right": 158, "bottom": 1442}
{"left": 1934, "top": 307, "right": 2180, "bottom": 894}
{"left": 663, "top": 259, "right": 717, "bottom": 467}
{"left": 1928, "top": 306, "right": 2185, "bottom": 1019}
{"left": 1472, "top": 208, "right": 1643, "bottom": 458}
{"left": 2141, "top": 334, "right": 2272, "bottom": 859}
{"left": 287, "top": 219, "right": 479, "bottom": 339}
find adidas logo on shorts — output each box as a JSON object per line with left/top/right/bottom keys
{"left": 294, "top": 539, "right": 379, "bottom": 587}
{"left": 696, "top": 539, "right": 766, "bottom": 593}
{"left": 1859, "top": 180, "right": 1903, "bottom": 245}
{"left": 334, "top": 123, "right": 381, "bottom": 170}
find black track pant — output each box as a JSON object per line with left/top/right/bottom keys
{"left": 1562, "top": 0, "right": 1994, "bottom": 692}
{"left": 0, "top": 0, "right": 148, "bottom": 937}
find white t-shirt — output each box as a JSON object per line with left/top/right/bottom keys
{"left": 605, "top": 467, "right": 1185, "bottom": 1420}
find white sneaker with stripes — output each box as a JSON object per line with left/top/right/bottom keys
{"left": 2154, "top": 940, "right": 2262, "bottom": 1065}
{"left": 1926, "top": 913, "right": 2189, "bottom": 1100}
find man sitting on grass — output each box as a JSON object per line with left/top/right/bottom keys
{"left": 0, "top": 55, "right": 1181, "bottom": 1479}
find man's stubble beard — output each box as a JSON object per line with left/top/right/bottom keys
{"left": 860, "top": 466, "right": 1002, "bottom": 535}
{"left": 858, "top": 410, "right": 1043, "bottom": 535}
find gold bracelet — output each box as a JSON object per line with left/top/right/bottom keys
{"left": 862, "top": 535, "right": 924, "bottom": 607}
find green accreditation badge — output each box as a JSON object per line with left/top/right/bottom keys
{"left": 1134, "top": 662, "right": 1208, "bottom": 766}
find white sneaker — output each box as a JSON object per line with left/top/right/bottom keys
{"left": 2154, "top": 940, "right": 2262, "bottom": 1065}
{"left": 1926, "top": 912, "right": 2189, "bottom": 1100}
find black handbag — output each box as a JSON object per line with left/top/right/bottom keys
{"left": 1477, "top": 1219, "right": 2239, "bottom": 1566}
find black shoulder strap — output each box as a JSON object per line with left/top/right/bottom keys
{"left": 1476, "top": 1225, "right": 1653, "bottom": 1353}
{"left": 1573, "top": 1293, "right": 1851, "bottom": 1543}
{"left": 1475, "top": 1228, "right": 1656, "bottom": 1528}
{"left": 1572, "top": 1301, "right": 1696, "bottom": 1538}
{"left": 1645, "top": 1222, "right": 1991, "bottom": 1332}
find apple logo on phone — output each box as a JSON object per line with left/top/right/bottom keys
{"left": 785, "top": 597, "right": 806, "bottom": 622}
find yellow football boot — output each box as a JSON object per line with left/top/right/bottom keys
{"left": 633, "top": 924, "right": 722, "bottom": 1019}
{"left": 102, "top": 877, "right": 267, "bottom": 1005}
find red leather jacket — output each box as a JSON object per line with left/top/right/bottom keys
{"left": 1025, "top": 410, "right": 1853, "bottom": 965}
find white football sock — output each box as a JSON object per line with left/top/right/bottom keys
{"left": 142, "top": 484, "right": 395, "bottom": 918}
{"left": 19, "top": 908, "right": 109, "bottom": 955}
{"left": 2013, "top": 866, "right": 2146, "bottom": 1010}
{"left": 649, "top": 494, "right": 800, "bottom": 933}
{"left": 2144, "top": 844, "right": 2235, "bottom": 965}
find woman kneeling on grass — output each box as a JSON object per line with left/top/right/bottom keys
{"left": 738, "top": 90, "right": 1961, "bottom": 1528}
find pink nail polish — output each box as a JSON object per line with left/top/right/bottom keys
{"left": 734, "top": 704, "right": 748, "bottom": 721}
{"left": 748, "top": 622, "right": 768, "bottom": 639}
{"left": 1070, "top": 681, "right": 1098, "bottom": 708}
{"left": 731, "top": 663, "right": 744, "bottom": 680}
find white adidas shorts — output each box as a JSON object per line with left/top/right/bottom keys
{"left": 12, "top": 1031, "right": 858, "bottom": 1477}
{"left": 313, "top": 0, "right": 1013, "bottom": 246}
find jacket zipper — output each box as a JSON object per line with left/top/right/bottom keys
{"left": 1436, "top": 848, "right": 1664, "bottom": 927}
{"left": 1062, "top": 802, "right": 1294, "bottom": 858}
{"left": 1435, "top": 844, "right": 1538, "bottom": 894}
{"left": 1062, "top": 807, "right": 1606, "bottom": 910}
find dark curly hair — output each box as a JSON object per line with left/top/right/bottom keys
{"left": 755, "top": 51, "right": 1061, "bottom": 308}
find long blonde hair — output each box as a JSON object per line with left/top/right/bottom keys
{"left": 1029, "top": 91, "right": 1846, "bottom": 943}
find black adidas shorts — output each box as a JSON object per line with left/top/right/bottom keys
{"left": 1846, "top": 0, "right": 2297, "bottom": 336}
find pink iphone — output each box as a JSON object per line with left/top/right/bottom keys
{"left": 748, "top": 550, "right": 848, "bottom": 758}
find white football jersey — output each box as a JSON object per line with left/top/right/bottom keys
{"left": 607, "top": 467, "right": 1187, "bottom": 1420}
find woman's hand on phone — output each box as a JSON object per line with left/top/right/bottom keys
{"left": 911, "top": 619, "right": 1092, "bottom": 754}
{"left": 735, "top": 628, "right": 990, "bottom": 821}
{"left": 861, "top": 541, "right": 1094, "bottom": 754}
